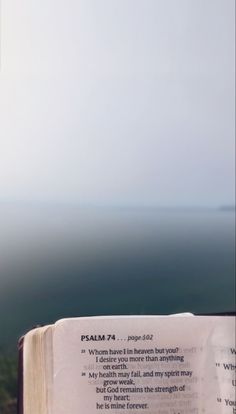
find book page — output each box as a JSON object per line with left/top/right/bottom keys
{"left": 52, "top": 316, "right": 235, "bottom": 414}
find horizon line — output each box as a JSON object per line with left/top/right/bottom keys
{"left": 0, "top": 199, "right": 235, "bottom": 211}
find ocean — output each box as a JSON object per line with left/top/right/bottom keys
{"left": 0, "top": 204, "right": 235, "bottom": 349}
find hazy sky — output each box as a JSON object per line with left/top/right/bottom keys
{"left": 0, "top": 0, "right": 235, "bottom": 206}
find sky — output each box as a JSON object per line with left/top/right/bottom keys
{"left": 0, "top": 0, "right": 235, "bottom": 207}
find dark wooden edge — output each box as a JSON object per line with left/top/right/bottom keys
{"left": 17, "top": 325, "right": 44, "bottom": 414}
{"left": 17, "top": 336, "right": 24, "bottom": 414}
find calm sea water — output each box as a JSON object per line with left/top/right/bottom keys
{"left": 0, "top": 204, "right": 235, "bottom": 349}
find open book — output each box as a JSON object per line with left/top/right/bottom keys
{"left": 18, "top": 314, "right": 235, "bottom": 414}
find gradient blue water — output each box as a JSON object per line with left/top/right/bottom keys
{"left": 0, "top": 205, "right": 235, "bottom": 348}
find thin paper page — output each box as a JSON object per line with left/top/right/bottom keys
{"left": 52, "top": 316, "right": 235, "bottom": 414}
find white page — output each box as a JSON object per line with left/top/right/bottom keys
{"left": 53, "top": 316, "right": 235, "bottom": 414}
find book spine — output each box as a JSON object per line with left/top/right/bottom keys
{"left": 17, "top": 336, "right": 24, "bottom": 414}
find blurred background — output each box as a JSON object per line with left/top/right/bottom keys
{"left": 0, "top": 0, "right": 235, "bottom": 412}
